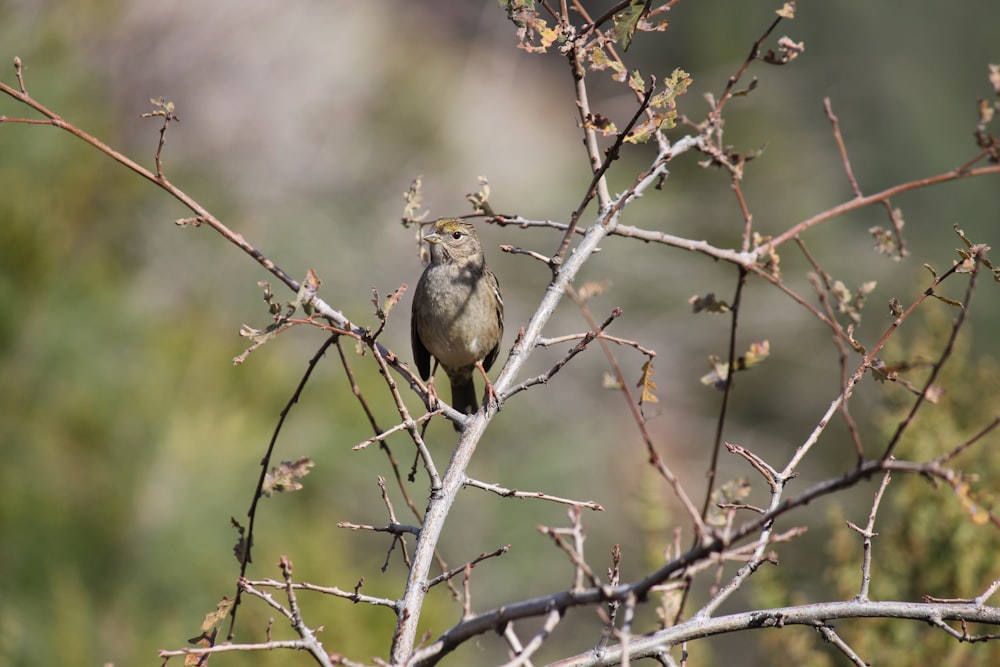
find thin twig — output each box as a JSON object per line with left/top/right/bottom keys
{"left": 502, "top": 308, "right": 622, "bottom": 400}
{"left": 935, "top": 416, "right": 1000, "bottom": 466}
{"left": 824, "top": 97, "right": 906, "bottom": 258}
{"left": 245, "top": 578, "right": 398, "bottom": 609}
{"left": 815, "top": 622, "right": 869, "bottom": 667}
{"left": 501, "top": 623, "right": 532, "bottom": 667}
{"left": 337, "top": 521, "right": 420, "bottom": 537}
{"left": 370, "top": 343, "right": 442, "bottom": 490}
{"left": 823, "top": 98, "right": 862, "bottom": 196}
{"left": 536, "top": 331, "right": 657, "bottom": 357}
{"left": 565, "top": 285, "right": 708, "bottom": 539}
{"left": 764, "top": 164, "right": 1000, "bottom": 251}
{"left": 497, "top": 609, "right": 562, "bottom": 667}
{"left": 227, "top": 334, "right": 339, "bottom": 638}
{"left": 463, "top": 477, "right": 604, "bottom": 511}
{"left": 426, "top": 545, "right": 511, "bottom": 589}
{"left": 697, "top": 268, "right": 748, "bottom": 520}
{"left": 539, "top": 508, "right": 602, "bottom": 591}
{"left": 849, "top": 469, "right": 892, "bottom": 602}
{"left": 554, "top": 80, "right": 657, "bottom": 264}
{"left": 881, "top": 242, "right": 983, "bottom": 460}
{"left": 796, "top": 238, "right": 865, "bottom": 461}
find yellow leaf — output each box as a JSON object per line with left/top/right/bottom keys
{"left": 776, "top": 2, "right": 796, "bottom": 19}
{"left": 637, "top": 360, "right": 660, "bottom": 404}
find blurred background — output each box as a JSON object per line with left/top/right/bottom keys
{"left": 1, "top": 1, "right": 998, "bottom": 665}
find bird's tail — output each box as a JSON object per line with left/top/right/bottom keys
{"left": 450, "top": 376, "right": 478, "bottom": 418}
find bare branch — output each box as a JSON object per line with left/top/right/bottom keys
{"left": 850, "top": 469, "right": 892, "bottom": 602}
{"left": 815, "top": 622, "right": 869, "bottom": 667}
{"left": 463, "top": 477, "right": 604, "bottom": 511}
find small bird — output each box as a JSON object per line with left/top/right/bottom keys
{"left": 411, "top": 219, "right": 504, "bottom": 426}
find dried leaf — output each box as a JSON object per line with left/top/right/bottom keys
{"left": 577, "top": 281, "right": 610, "bottom": 301}
{"left": 869, "top": 358, "right": 895, "bottom": 384}
{"left": 613, "top": 0, "right": 647, "bottom": 52}
{"left": 753, "top": 232, "right": 781, "bottom": 278}
{"left": 505, "top": 2, "right": 559, "bottom": 53}
{"left": 689, "top": 293, "right": 731, "bottom": 313}
{"left": 637, "top": 359, "right": 659, "bottom": 404}
{"left": 923, "top": 384, "right": 944, "bottom": 404}
{"left": 402, "top": 176, "right": 427, "bottom": 223}
{"left": 700, "top": 341, "right": 770, "bottom": 390}
{"left": 187, "top": 596, "right": 235, "bottom": 648}
{"left": 628, "top": 69, "right": 646, "bottom": 95}
{"left": 869, "top": 215, "right": 905, "bottom": 258}
{"left": 383, "top": 285, "right": 407, "bottom": 316}
{"left": 588, "top": 43, "right": 625, "bottom": 77}
{"left": 931, "top": 294, "right": 964, "bottom": 308}
{"left": 602, "top": 370, "right": 623, "bottom": 390}
{"left": 743, "top": 340, "right": 770, "bottom": 368}
{"left": 262, "top": 457, "right": 315, "bottom": 497}
{"left": 638, "top": 3, "right": 671, "bottom": 33}
{"left": 582, "top": 112, "right": 618, "bottom": 136}
{"left": 623, "top": 69, "right": 691, "bottom": 143}
{"left": 638, "top": 16, "right": 669, "bottom": 32}
{"left": 292, "top": 270, "right": 321, "bottom": 312}
{"left": 831, "top": 279, "right": 876, "bottom": 325}
{"left": 623, "top": 119, "right": 658, "bottom": 144}
{"left": 466, "top": 176, "right": 493, "bottom": 215}
{"left": 231, "top": 518, "right": 250, "bottom": 564}
{"left": 762, "top": 35, "right": 805, "bottom": 65}
{"left": 846, "top": 324, "right": 866, "bottom": 354}
{"left": 699, "top": 356, "right": 730, "bottom": 391}
{"left": 201, "top": 597, "right": 234, "bottom": 633}
{"left": 956, "top": 480, "right": 993, "bottom": 526}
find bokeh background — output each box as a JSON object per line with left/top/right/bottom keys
{"left": 1, "top": 1, "right": 999, "bottom": 665}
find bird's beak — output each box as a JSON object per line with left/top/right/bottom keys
{"left": 423, "top": 231, "right": 441, "bottom": 244}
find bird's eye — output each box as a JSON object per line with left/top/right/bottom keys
{"left": 451, "top": 231, "right": 463, "bottom": 240}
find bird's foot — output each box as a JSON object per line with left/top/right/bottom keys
{"left": 476, "top": 362, "right": 501, "bottom": 412}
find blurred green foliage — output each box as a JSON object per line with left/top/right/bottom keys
{"left": 754, "top": 310, "right": 1000, "bottom": 665}
{"left": 1, "top": 2, "right": 998, "bottom": 666}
